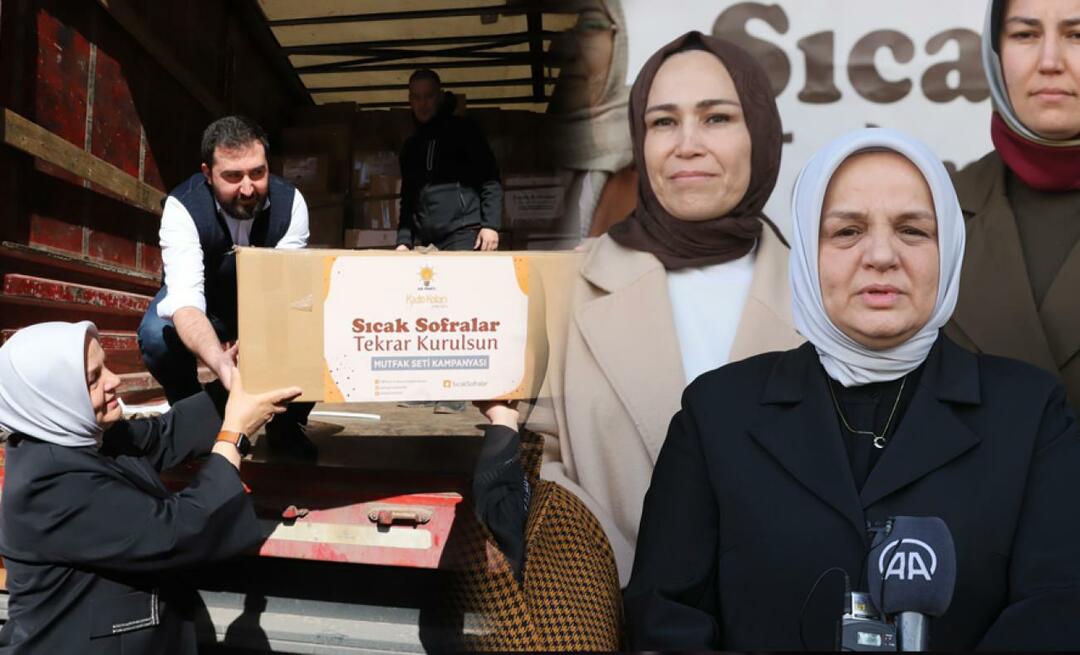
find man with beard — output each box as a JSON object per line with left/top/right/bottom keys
{"left": 138, "top": 116, "right": 316, "bottom": 458}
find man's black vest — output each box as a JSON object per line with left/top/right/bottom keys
{"left": 169, "top": 173, "right": 296, "bottom": 337}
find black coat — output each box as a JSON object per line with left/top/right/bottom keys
{"left": 0, "top": 392, "right": 263, "bottom": 654}
{"left": 396, "top": 92, "right": 503, "bottom": 248}
{"left": 624, "top": 335, "right": 1080, "bottom": 651}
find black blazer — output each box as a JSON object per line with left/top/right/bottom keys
{"left": 0, "top": 392, "right": 263, "bottom": 654}
{"left": 624, "top": 335, "right": 1080, "bottom": 651}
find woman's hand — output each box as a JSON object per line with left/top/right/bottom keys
{"left": 221, "top": 368, "right": 302, "bottom": 436}
{"left": 474, "top": 400, "right": 519, "bottom": 430}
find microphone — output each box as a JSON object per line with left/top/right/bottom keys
{"left": 865, "top": 516, "right": 956, "bottom": 651}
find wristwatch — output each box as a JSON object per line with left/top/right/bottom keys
{"left": 216, "top": 430, "right": 252, "bottom": 456}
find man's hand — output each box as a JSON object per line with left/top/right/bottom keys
{"left": 395, "top": 244, "right": 410, "bottom": 252}
{"left": 215, "top": 342, "right": 239, "bottom": 389}
{"left": 474, "top": 400, "right": 519, "bottom": 429}
{"left": 173, "top": 307, "right": 236, "bottom": 390}
{"left": 474, "top": 228, "right": 499, "bottom": 251}
{"left": 221, "top": 368, "right": 303, "bottom": 436}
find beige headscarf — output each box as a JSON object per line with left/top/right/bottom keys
{"left": 547, "top": 0, "right": 633, "bottom": 174}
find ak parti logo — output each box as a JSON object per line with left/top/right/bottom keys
{"left": 418, "top": 265, "right": 436, "bottom": 290}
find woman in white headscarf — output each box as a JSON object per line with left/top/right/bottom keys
{"left": 0, "top": 321, "right": 300, "bottom": 654}
{"left": 624, "top": 129, "right": 1080, "bottom": 650}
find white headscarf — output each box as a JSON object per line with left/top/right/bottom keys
{"left": 0, "top": 321, "right": 102, "bottom": 447}
{"left": 789, "top": 128, "right": 966, "bottom": 387}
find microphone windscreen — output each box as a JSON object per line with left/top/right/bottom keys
{"left": 866, "top": 516, "right": 956, "bottom": 617}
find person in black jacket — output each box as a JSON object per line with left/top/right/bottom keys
{"left": 624, "top": 129, "right": 1080, "bottom": 650}
{"left": 394, "top": 69, "right": 503, "bottom": 253}
{"left": 0, "top": 320, "right": 301, "bottom": 654}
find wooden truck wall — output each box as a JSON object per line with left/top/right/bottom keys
{"left": 0, "top": 0, "right": 308, "bottom": 399}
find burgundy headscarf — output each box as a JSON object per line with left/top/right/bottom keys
{"left": 608, "top": 31, "right": 785, "bottom": 270}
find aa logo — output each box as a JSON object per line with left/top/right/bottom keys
{"left": 878, "top": 538, "right": 938, "bottom": 582}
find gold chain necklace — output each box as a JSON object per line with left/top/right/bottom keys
{"left": 826, "top": 375, "right": 906, "bottom": 449}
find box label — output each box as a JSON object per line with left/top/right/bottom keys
{"left": 323, "top": 256, "right": 529, "bottom": 401}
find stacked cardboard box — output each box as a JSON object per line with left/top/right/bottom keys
{"left": 349, "top": 110, "right": 412, "bottom": 248}
{"left": 277, "top": 106, "right": 356, "bottom": 248}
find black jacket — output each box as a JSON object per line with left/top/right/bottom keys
{"left": 0, "top": 392, "right": 263, "bottom": 654}
{"left": 625, "top": 336, "right": 1080, "bottom": 651}
{"left": 397, "top": 92, "right": 503, "bottom": 248}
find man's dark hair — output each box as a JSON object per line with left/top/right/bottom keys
{"left": 409, "top": 68, "right": 442, "bottom": 87}
{"left": 201, "top": 116, "right": 270, "bottom": 167}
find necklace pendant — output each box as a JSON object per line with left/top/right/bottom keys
{"left": 873, "top": 435, "right": 887, "bottom": 449}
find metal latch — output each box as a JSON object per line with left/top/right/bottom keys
{"left": 367, "top": 506, "right": 433, "bottom": 529}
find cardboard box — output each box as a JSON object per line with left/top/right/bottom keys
{"left": 353, "top": 198, "right": 400, "bottom": 231}
{"left": 504, "top": 187, "right": 566, "bottom": 227}
{"left": 352, "top": 150, "right": 399, "bottom": 194}
{"left": 237, "top": 248, "right": 583, "bottom": 402}
{"left": 502, "top": 174, "right": 571, "bottom": 229}
{"left": 281, "top": 155, "right": 330, "bottom": 194}
{"left": 281, "top": 124, "right": 352, "bottom": 192}
{"left": 344, "top": 229, "right": 397, "bottom": 249}
{"left": 305, "top": 194, "right": 346, "bottom": 247}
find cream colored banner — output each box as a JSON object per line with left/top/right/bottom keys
{"left": 622, "top": 0, "right": 990, "bottom": 237}
{"left": 323, "top": 255, "right": 529, "bottom": 402}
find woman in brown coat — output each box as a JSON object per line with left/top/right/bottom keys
{"left": 946, "top": 0, "right": 1080, "bottom": 407}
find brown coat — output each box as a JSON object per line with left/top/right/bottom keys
{"left": 525, "top": 227, "right": 803, "bottom": 584}
{"left": 945, "top": 151, "right": 1080, "bottom": 409}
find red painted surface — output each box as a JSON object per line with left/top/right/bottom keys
{"left": 139, "top": 242, "right": 163, "bottom": 276}
{"left": 114, "top": 371, "right": 157, "bottom": 393}
{"left": 95, "top": 330, "right": 140, "bottom": 351}
{"left": 162, "top": 461, "right": 472, "bottom": 569}
{"left": 2, "top": 273, "right": 152, "bottom": 314}
{"left": 34, "top": 8, "right": 90, "bottom": 187}
{"left": 29, "top": 214, "right": 83, "bottom": 255}
{"left": 143, "top": 143, "right": 166, "bottom": 192}
{"left": 0, "top": 241, "right": 162, "bottom": 294}
{"left": 0, "top": 328, "right": 135, "bottom": 347}
{"left": 89, "top": 29, "right": 141, "bottom": 179}
{"left": 88, "top": 229, "right": 138, "bottom": 268}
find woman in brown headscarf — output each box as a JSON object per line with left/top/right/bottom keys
{"left": 483, "top": 31, "right": 804, "bottom": 587}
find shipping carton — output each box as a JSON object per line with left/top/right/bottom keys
{"left": 237, "top": 248, "right": 582, "bottom": 402}
{"left": 281, "top": 155, "right": 330, "bottom": 194}
{"left": 344, "top": 229, "right": 397, "bottom": 249}
{"left": 305, "top": 194, "right": 346, "bottom": 247}
{"left": 352, "top": 199, "right": 400, "bottom": 231}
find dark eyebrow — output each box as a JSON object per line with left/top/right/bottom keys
{"left": 220, "top": 165, "right": 265, "bottom": 175}
{"left": 1005, "top": 16, "right": 1041, "bottom": 28}
{"left": 644, "top": 98, "right": 740, "bottom": 115}
{"left": 1006, "top": 16, "right": 1080, "bottom": 28}
{"left": 822, "top": 210, "right": 866, "bottom": 221}
{"left": 896, "top": 210, "right": 936, "bottom": 222}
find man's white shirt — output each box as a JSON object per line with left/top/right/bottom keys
{"left": 156, "top": 191, "right": 309, "bottom": 319}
